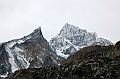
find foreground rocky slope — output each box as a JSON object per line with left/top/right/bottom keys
{"left": 5, "top": 41, "right": 120, "bottom": 79}
{"left": 49, "top": 23, "right": 113, "bottom": 58}
{"left": 0, "top": 27, "right": 64, "bottom": 77}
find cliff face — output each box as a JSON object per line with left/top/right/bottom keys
{"left": 5, "top": 41, "right": 120, "bottom": 79}
{"left": 49, "top": 23, "right": 113, "bottom": 58}
{"left": 0, "top": 27, "right": 64, "bottom": 77}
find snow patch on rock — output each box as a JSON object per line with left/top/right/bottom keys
{"left": 5, "top": 46, "right": 19, "bottom": 72}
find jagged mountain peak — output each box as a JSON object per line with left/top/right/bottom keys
{"left": 4, "top": 27, "right": 44, "bottom": 48}
{"left": 62, "top": 23, "right": 79, "bottom": 30}
{"left": 49, "top": 23, "right": 113, "bottom": 58}
{"left": 0, "top": 26, "right": 64, "bottom": 77}
{"left": 60, "top": 23, "right": 87, "bottom": 37}
{"left": 33, "top": 27, "right": 42, "bottom": 34}
{"left": 30, "top": 26, "right": 43, "bottom": 38}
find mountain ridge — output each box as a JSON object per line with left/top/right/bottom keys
{"left": 5, "top": 41, "right": 120, "bottom": 79}
{"left": 49, "top": 23, "right": 113, "bottom": 58}
{"left": 0, "top": 23, "right": 114, "bottom": 78}
{"left": 0, "top": 27, "right": 64, "bottom": 77}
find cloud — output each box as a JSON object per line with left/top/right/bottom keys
{"left": 0, "top": 0, "right": 120, "bottom": 43}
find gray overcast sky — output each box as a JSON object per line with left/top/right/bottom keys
{"left": 0, "top": 0, "right": 120, "bottom": 43}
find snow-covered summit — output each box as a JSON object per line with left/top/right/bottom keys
{"left": 60, "top": 23, "right": 83, "bottom": 37}
{"left": 49, "top": 23, "right": 113, "bottom": 58}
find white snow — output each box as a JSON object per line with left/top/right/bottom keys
{"left": 0, "top": 72, "right": 8, "bottom": 78}
{"left": 13, "top": 47, "right": 30, "bottom": 68}
{"left": 60, "top": 23, "right": 80, "bottom": 37}
{"left": 42, "top": 48, "right": 46, "bottom": 50}
{"left": 7, "top": 40, "right": 24, "bottom": 48}
{"left": 40, "top": 58, "right": 43, "bottom": 63}
{"left": 7, "top": 36, "right": 31, "bottom": 48}
{"left": 17, "top": 55, "right": 30, "bottom": 68}
{"left": 17, "top": 40, "right": 24, "bottom": 44}
{"left": 5, "top": 46, "right": 19, "bottom": 73}
{"left": 53, "top": 36, "right": 80, "bottom": 58}
{"left": 7, "top": 41, "right": 16, "bottom": 48}
{"left": 64, "top": 38, "right": 79, "bottom": 50}
{"left": 51, "top": 57, "right": 58, "bottom": 64}
{"left": 49, "top": 23, "right": 113, "bottom": 59}
{"left": 56, "top": 50, "right": 69, "bottom": 59}
{"left": 5, "top": 44, "right": 30, "bottom": 73}
{"left": 14, "top": 47, "right": 23, "bottom": 52}
{"left": 58, "top": 63, "right": 60, "bottom": 66}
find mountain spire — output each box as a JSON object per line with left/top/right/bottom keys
{"left": 30, "top": 26, "right": 43, "bottom": 38}
{"left": 60, "top": 23, "right": 80, "bottom": 37}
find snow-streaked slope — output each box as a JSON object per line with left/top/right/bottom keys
{"left": 5, "top": 46, "right": 19, "bottom": 72}
{"left": 0, "top": 27, "right": 64, "bottom": 77}
{"left": 49, "top": 23, "right": 113, "bottom": 58}
{"left": 3, "top": 35, "right": 32, "bottom": 73}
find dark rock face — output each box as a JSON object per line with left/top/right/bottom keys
{"left": 61, "top": 43, "right": 120, "bottom": 79}
{"left": 115, "top": 41, "right": 120, "bottom": 46}
{"left": 115, "top": 40, "right": 120, "bottom": 50}
{"left": 49, "top": 23, "right": 113, "bottom": 58}
{"left": 0, "top": 44, "right": 11, "bottom": 76}
{"left": 0, "top": 27, "right": 64, "bottom": 77}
